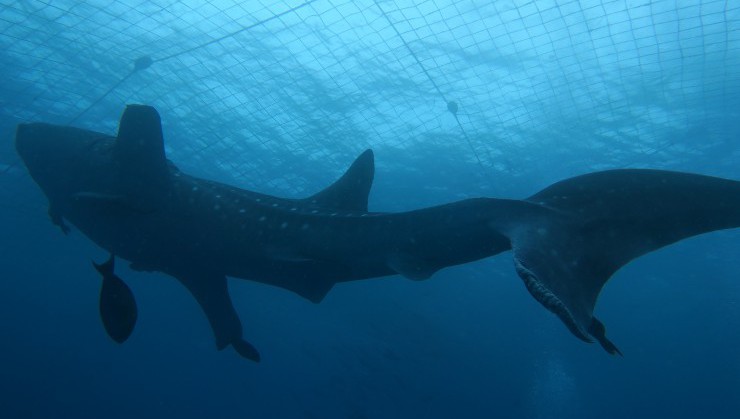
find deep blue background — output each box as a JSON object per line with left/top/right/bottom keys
{"left": 1, "top": 131, "right": 738, "bottom": 418}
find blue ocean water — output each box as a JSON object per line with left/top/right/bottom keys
{"left": 1, "top": 1, "right": 739, "bottom": 418}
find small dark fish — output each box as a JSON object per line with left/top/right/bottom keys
{"left": 93, "top": 254, "right": 138, "bottom": 344}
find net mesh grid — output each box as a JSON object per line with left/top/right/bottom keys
{"left": 1, "top": 0, "right": 738, "bottom": 200}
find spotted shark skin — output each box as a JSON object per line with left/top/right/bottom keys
{"left": 15, "top": 105, "right": 740, "bottom": 361}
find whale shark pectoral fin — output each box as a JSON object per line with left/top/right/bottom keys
{"left": 232, "top": 338, "right": 261, "bottom": 362}
{"left": 304, "top": 149, "right": 374, "bottom": 211}
{"left": 175, "top": 271, "right": 260, "bottom": 362}
{"left": 93, "top": 254, "right": 138, "bottom": 344}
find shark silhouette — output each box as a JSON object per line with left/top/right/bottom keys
{"left": 15, "top": 105, "right": 740, "bottom": 361}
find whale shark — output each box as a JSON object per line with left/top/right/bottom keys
{"left": 15, "top": 104, "right": 740, "bottom": 361}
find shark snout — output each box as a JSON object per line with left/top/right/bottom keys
{"left": 15, "top": 122, "right": 107, "bottom": 171}
{"left": 15, "top": 122, "right": 58, "bottom": 173}
{"left": 15, "top": 123, "right": 62, "bottom": 164}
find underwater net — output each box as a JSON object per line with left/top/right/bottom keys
{"left": 1, "top": 0, "right": 738, "bottom": 199}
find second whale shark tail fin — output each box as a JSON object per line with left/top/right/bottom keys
{"left": 498, "top": 169, "right": 740, "bottom": 354}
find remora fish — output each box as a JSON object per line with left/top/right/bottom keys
{"left": 93, "top": 254, "right": 137, "bottom": 344}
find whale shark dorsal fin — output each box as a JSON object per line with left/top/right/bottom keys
{"left": 114, "top": 105, "right": 171, "bottom": 202}
{"left": 115, "top": 104, "right": 169, "bottom": 184}
{"left": 304, "top": 149, "right": 374, "bottom": 211}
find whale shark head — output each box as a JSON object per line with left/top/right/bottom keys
{"left": 16, "top": 122, "right": 117, "bottom": 203}
{"left": 16, "top": 105, "right": 172, "bottom": 210}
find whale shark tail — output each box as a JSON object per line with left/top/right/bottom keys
{"left": 498, "top": 169, "right": 740, "bottom": 354}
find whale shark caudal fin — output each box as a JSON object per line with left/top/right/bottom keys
{"left": 500, "top": 169, "right": 740, "bottom": 354}
{"left": 175, "top": 270, "right": 261, "bottom": 362}
{"left": 92, "top": 254, "right": 138, "bottom": 344}
{"left": 303, "top": 149, "right": 374, "bottom": 211}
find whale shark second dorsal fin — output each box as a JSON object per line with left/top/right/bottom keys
{"left": 304, "top": 149, "right": 374, "bottom": 212}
